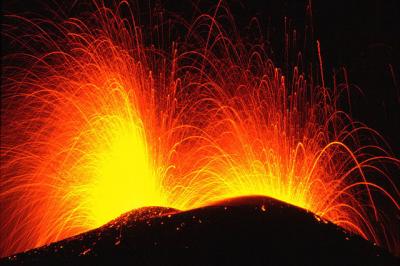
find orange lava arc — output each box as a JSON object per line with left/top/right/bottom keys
{"left": 1, "top": 1, "right": 399, "bottom": 257}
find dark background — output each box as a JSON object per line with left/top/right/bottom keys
{"left": 204, "top": 0, "right": 400, "bottom": 156}
{"left": 2, "top": 0, "right": 399, "bottom": 155}
{"left": 245, "top": 0, "right": 400, "bottom": 156}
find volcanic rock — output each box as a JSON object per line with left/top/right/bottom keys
{"left": 1, "top": 196, "right": 398, "bottom": 265}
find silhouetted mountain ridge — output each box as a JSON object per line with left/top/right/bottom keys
{"left": 2, "top": 196, "right": 398, "bottom": 265}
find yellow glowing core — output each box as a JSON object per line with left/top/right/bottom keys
{"left": 89, "top": 118, "right": 162, "bottom": 226}
{"left": 64, "top": 81, "right": 167, "bottom": 228}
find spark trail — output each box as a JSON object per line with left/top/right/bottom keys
{"left": 1, "top": 0, "right": 399, "bottom": 257}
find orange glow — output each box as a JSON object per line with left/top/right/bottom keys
{"left": 1, "top": 1, "right": 399, "bottom": 257}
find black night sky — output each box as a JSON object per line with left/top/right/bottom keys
{"left": 2, "top": 0, "right": 399, "bottom": 154}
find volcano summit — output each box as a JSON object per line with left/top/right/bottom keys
{"left": 2, "top": 196, "right": 398, "bottom": 265}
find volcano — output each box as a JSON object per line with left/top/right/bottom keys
{"left": 1, "top": 196, "right": 398, "bottom": 265}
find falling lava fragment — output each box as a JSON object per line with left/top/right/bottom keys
{"left": 1, "top": 196, "right": 398, "bottom": 266}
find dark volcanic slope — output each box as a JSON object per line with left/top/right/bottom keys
{"left": 1, "top": 196, "right": 398, "bottom": 265}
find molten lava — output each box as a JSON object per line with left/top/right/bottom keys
{"left": 1, "top": 0, "right": 399, "bottom": 257}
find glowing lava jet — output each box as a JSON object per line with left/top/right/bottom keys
{"left": 1, "top": 0, "right": 399, "bottom": 257}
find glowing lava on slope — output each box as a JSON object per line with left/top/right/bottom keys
{"left": 1, "top": 0, "right": 399, "bottom": 257}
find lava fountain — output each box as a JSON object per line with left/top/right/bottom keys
{"left": 1, "top": 0, "right": 399, "bottom": 257}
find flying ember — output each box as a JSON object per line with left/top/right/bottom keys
{"left": 1, "top": 0, "right": 399, "bottom": 257}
